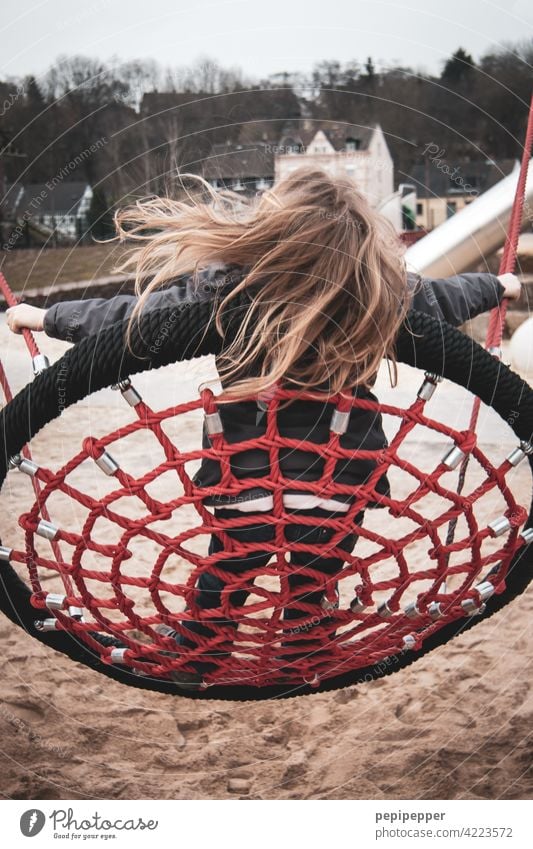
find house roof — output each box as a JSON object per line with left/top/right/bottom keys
{"left": 201, "top": 142, "right": 275, "bottom": 179}
{"left": 279, "top": 122, "right": 376, "bottom": 153}
{"left": 405, "top": 158, "right": 517, "bottom": 199}
{"left": 2, "top": 181, "right": 89, "bottom": 218}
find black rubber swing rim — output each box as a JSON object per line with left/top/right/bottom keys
{"left": 1, "top": 298, "right": 533, "bottom": 701}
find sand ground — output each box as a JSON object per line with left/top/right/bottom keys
{"left": 1, "top": 319, "right": 532, "bottom": 801}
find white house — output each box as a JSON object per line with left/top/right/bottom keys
{"left": 3, "top": 181, "right": 93, "bottom": 239}
{"left": 275, "top": 123, "right": 394, "bottom": 207}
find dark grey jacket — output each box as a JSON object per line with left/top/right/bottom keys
{"left": 43, "top": 266, "right": 505, "bottom": 344}
{"left": 43, "top": 265, "right": 505, "bottom": 506}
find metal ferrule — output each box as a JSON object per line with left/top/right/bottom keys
{"left": 0, "top": 545, "right": 13, "bottom": 563}
{"left": 442, "top": 445, "right": 465, "bottom": 470}
{"left": 330, "top": 409, "right": 350, "bottom": 435}
{"left": 68, "top": 606, "right": 84, "bottom": 620}
{"left": 320, "top": 593, "right": 339, "bottom": 612}
{"left": 507, "top": 445, "right": 528, "bottom": 466}
{"left": 110, "top": 647, "right": 128, "bottom": 664}
{"left": 45, "top": 592, "right": 66, "bottom": 610}
{"left": 18, "top": 458, "right": 39, "bottom": 477}
{"left": 34, "top": 618, "right": 59, "bottom": 632}
{"left": 36, "top": 519, "right": 59, "bottom": 541}
{"left": 205, "top": 411, "right": 223, "bottom": 436}
{"left": 402, "top": 634, "right": 417, "bottom": 650}
{"left": 506, "top": 441, "right": 533, "bottom": 467}
{"left": 32, "top": 354, "right": 50, "bottom": 375}
{"left": 122, "top": 384, "right": 142, "bottom": 407}
{"left": 8, "top": 454, "right": 22, "bottom": 470}
{"left": 487, "top": 345, "right": 502, "bottom": 359}
{"left": 113, "top": 379, "right": 142, "bottom": 407}
{"left": 155, "top": 623, "right": 179, "bottom": 640}
{"left": 475, "top": 580, "right": 495, "bottom": 602}
{"left": 350, "top": 596, "right": 366, "bottom": 613}
{"left": 94, "top": 450, "right": 119, "bottom": 476}
{"left": 520, "top": 527, "right": 533, "bottom": 544}
{"left": 377, "top": 600, "right": 393, "bottom": 618}
{"left": 488, "top": 515, "right": 511, "bottom": 537}
{"left": 428, "top": 601, "right": 443, "bottom": 620}
{"left": 417, "top": 377, "right": 438, "bottom": 402}
{"left": 405, "top": 601, "right": 422, "bottom": 618}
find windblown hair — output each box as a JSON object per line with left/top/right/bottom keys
{"left": 115, "top": 167, "right": 408, "bottom": 398}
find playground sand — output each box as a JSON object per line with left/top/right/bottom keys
{"left": 1, "top": 319, "right": 532, "bottom": 801}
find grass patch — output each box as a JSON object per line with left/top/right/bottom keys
{"left": 0, "top": 242, "right": 128, "bottom": 291}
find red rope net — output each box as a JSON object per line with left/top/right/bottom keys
{"left": 7, "top": 377, "right": 529, "bottom": 690}
{"left": 2, "top": 94, "right": 532, "bottom": 692}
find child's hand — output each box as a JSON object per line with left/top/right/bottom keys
{"left": 497, "top": 273, "right": 522, "bottom": 300}
{"left": 5, "top": 305, "right": 47, "bottom": 334}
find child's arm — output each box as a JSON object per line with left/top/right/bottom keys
{"left": 5, "top": 264, "right": 233, "bottom": 344}
{"left": 408, "top": 271, "right": 520, "bottom": 327}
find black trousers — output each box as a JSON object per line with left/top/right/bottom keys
{"left": 178, "top": 505, "right": 361, "bottom": 671}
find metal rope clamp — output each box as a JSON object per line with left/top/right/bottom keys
{"left": 8, "top": 454, "right": 39, "bottom": 476}
{"left": 507, "top": 440, "right": 533, "bottom": 467}
{"left": 417, "top": 372, "right": 443, "bottom": 402}
{"left": 205, "top": 411, "right": 224, "bottom": 437}
{"left": 32, "top": 354, "right": 50, "bottom": 376}
{"left": 112, "top": 378, "right": 142, "bottom": 407}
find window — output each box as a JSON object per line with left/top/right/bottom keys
{"left": 416, "top": 202, "right": 423, "bottom": 215}
{"left": 446, "top": 202, "right": 457, "bottom": 219}
{"left": 345, "top": 137, "right": 360, "bottom": 151}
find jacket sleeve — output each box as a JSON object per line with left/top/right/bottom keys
{"left": 43, "top": 265, "right": 231, "bottom": 343}
{"left": 407, "top": 271, "right": 505, "bottom": 327}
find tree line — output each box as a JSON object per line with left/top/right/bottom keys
{"left": 0, "top": 41, "right": 531, "bottom": 233}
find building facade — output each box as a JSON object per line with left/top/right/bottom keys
{"left": 275, "top": 123, "right": 394, "bottom": 207}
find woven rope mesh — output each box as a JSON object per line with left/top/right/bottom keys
{"left": 7, "top": 361, "right": 530, "bottom": 692}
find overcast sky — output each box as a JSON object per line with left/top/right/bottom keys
{"left": 1, "top": 0, "right": 532, "bottom": 82}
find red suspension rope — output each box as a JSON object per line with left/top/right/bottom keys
{"left": 445, "top": 92, "right": 533, "bottom": 549}
{"left": 0, "top": 271, "right": 41, "bottom": 360}
{"left": 487, "top": 92, "right": 533, "bottom": 347}
{"left": 0, "top": 271, "right": 74, "bottom": 596}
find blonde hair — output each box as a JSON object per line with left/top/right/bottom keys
{"left": 114, "top": 167, "right": 408, "bottom": 398}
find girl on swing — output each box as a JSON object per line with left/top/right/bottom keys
{"left": 7, "top": 168, "right": 520, "bottom": 687}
